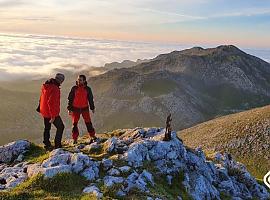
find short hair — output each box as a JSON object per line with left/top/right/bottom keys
{"left": 79, "top": 74, "right": 86, "bottom": 81}
{"left": 55, "top": 73, "right": 65, "bottom": 83}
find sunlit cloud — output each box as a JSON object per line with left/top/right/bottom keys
{"left": 0, "top": 1, "right": 269, "bottom": 80}
{"left": 0, "top": 33, "right": 185, "bottom": 80}
{"left": 0, "top": 33, "right": 269, "bottom": 81}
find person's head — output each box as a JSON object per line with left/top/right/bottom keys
{"left": 77, "top": 74, "right": 87, "bottom": 86}
{"left": 55, "top": 73, "right": 65, "bottom": 85}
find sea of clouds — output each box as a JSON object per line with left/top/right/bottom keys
{"left": 0, "top": 33, "right": 269, "bottom": 81}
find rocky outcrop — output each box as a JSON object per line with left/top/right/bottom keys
{"left": 83, "top": 184, "right": 103, "bottom": 198}
{"left": 27, "top": 149, "right": 100, "bottom": 180}
{"left": 0, "top": 128, "right": 269, "bottom": 199}
{"left": 117, "top": 128, "right": 269, "bottom": 199}
{"left": 0, "top": 162, "right": 28, "bottom": 190}
{"left": 0, "top": 140, "right": 30, "bottom": 189}
{"left": 0, "top": 140, "right": 30, "bottom": 163}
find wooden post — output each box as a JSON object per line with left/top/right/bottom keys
{"left": 163, "top": 113, "right": 172, "bottom": 141}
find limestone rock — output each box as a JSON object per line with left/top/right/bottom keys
{"left": 103, "top": 176, "right": 124, "bottom": 187}
{"left": 119, "top": 166, "right": 131, "bottom": 173}
{"left": 0, "top": 165, "right": 28, "bottom": 189}
{"left": 83, "top": 185, "right": 103, "bottom": 199}
{"left": 43, "top": 165, "right": 72, "bottom": 178}
{"left": 102, "top": 158, "right": 113, "bottom": 170}
{"left": 0, "top": 140, "right": 30, "bottom": 163}
{"left": 107, "top": 168, "right": 121, "bottom": 176}
{"left": 81, "top": 164, "right": 99, "bottom": 181}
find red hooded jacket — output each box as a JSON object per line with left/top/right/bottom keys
{"left": 67, "top": 81, "right": 95, "bottom": 112}
{"left": 40, "top": 79, "right": 61, "bottom": 118}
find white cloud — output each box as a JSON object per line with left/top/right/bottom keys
{"left": 0, "top": 33, "right": 269, "bottom": 81}
{"left": 0, "top": 33, "right": 185, "bottom": 80}
{"left": 244, "top": 48, "right": 270, "bottom": 63}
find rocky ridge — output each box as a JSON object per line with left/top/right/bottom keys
{"left": 0, "top": 128, "right": 269, "bottom": 199}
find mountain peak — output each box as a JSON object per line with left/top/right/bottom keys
{"left": 175, "top": 45, "right": 244, "bottom": 57}
{"left": 216, "top": 44, "right": 243, "bottom": 53}
{"left": 217, "top": 44, "right": 239, "bottom": 49}
{"left": 89, "top": 45, "right": 270, "bottom": 134}
{"left": 190, "top": 46, "right": 205, "bottom": 51}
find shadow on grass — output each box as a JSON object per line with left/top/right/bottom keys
{"left": 24, "top": 143, "right": 49, "bottom": 164}
{"left": 0, "top": 173, "right": 91, "bottom": 200}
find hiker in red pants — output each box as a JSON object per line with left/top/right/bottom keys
{"left": 67, "top": 74, "right": 96, "bottom": 144}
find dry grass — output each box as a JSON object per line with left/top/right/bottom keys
{"left": 178, "top": 105, "right": 270, "bottom": 179}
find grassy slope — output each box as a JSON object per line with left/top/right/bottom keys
{"left": 141, "top": 79, "right": 178, "bottom": 97}
{"left": 178, "top": 105, "right": 270, "bottom": 179}
{"left": 0, "top": 173, "right": 93, "bottom": 200}
{"left": 0, "top": 86, "right": 42, "bottom": 144}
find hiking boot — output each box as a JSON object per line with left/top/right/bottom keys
{"left": 89, "top": 138, "right": 94, "bottom": 144}
{"left": 54, "top": 144, "right": 62, "bottom": 149}
{"left": 89, "top": 136, "right": 97, "bottom": 144}
{"left": 44, "top": 144, "right": 54, "bottom": 151}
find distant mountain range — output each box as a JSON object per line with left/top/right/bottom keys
{"left": 104, "top": 59, "right": 149, "bottom": 69}
{"left": 0, "top": 45, "right": 269, "bottom": 146}
{"left": 89, "top": 45, "right": 270, "bottom": 132}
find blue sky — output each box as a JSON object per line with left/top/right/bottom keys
{"left": 0, "top": 0, "right": 269, "bottom": 47}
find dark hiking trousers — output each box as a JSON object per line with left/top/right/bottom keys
{"left": 43, "top": 116, "right": 65, "bottom": 148}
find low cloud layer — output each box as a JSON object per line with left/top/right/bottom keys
{"left": 0, "top": 33, "right": 269, "bottom": 81}
{"left": 0, "top": 33, "right": 186, "bottom": 80}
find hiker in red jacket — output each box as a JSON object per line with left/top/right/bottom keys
{"left": 67, "top": 74, "right": 96, "bottom": 144}
{"left": 37, "top": 73, "right": 65, "bottom": 150}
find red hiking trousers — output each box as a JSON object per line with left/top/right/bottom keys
{"left": 71, "top": 111, "right": 95, "bottom": 140}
